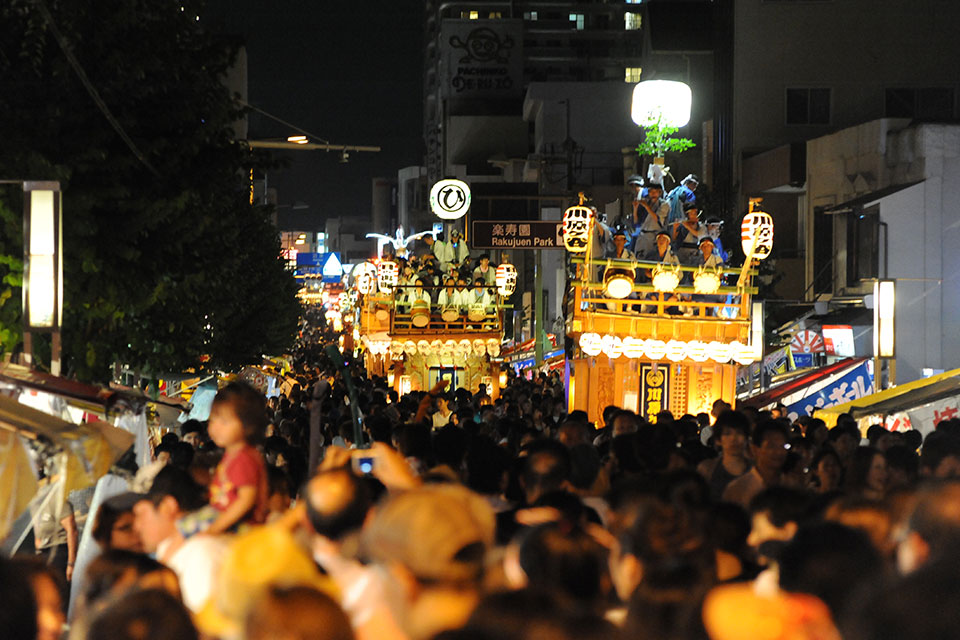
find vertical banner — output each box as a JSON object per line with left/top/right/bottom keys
{"left": 640, "top": 364, "right": 670, "bottom": 421}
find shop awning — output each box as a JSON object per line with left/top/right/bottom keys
{"left": 816, "top": 368, "right": 960, "bottom": 427}
{"left": 741, "top": 358, "right": 869, "bottom": 412}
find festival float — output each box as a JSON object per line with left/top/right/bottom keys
{"left": 348, "top": 228, "right": 510, "bottom": 397}
{"left": 563, "top": 198, "right": 771, "bottom": 423}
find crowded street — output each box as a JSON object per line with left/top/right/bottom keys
{"left": 3, "top": 1, "right": 960, "bottom": 639}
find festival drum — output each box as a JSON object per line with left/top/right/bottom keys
{"left": 411, "top": 300, "right": 431, "bottom": 327}
{"left": 441, "top": 307, "right": 460, "bottom": 322}
{"left": 467, "top": 303, "right": 486, "bottom": 322}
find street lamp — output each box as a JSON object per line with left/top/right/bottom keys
{"left": 22, "top": 181, "right": 63, "bottom": 374}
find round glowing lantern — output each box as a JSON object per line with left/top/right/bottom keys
{"left": 686, "top": 340, "right": 709, "bottom": 362}
{"left": 601, "top": 335, "right": 623, "bottom": 359}
{"left": 430, "top": 179, "right": 471, "bottom": 220}
{"left": 707, "top": 341, "right": 733, "bottom": 364}
{"left": 472, "top": 339, "right": 487, "bottom": 357}
{"left": 377, "top": 260, "right": 399, "bottom": 294}
{"left": 731, "top": 341, "right": 759, "bottom": 366}
{"left": 354, "top": 262, "right": 378, "bottom": 294}
{"left": 562, "top": 206, "right": 594, "bottom": 253}
{"left": 631, "top": 80, "right": 692, "bottom": 128}
{"left": 486, "top": 338, "right": 501, "bottom": 357}
{"left": 417, "top": 340, "right": 431, "bottom": 356}
{"left": 652, "top": 264, "right": 681, "bottom": 293}
{"left": 693, "top": 267, "right": 722, "bottom": 295}
{"left": 404, "top": 340, "right": 418, "bottom": 356}
{"left": 579, "top": 332, "right": 602, "bottom": 357}
{"left": 390, "top": 341, "right": 405, "bottom": 357}
{"left": 603, "top": 265, "right": 635, "bottom": 299}
{"left": 495, "top": 263, "right": 518, "bottom": 296}
{"left": 457, "top": 339, "right": 472, "bottom": 356}
{"left": 430, "top": 339, "right": 443, "bottom": 356}
{"left": 644, "top": 339, "right": 667, "bottom": 360}
{"left": 622, "top": 337, "right": 645, "bottom": 359}
{"left": 741, "top": 209, "right": 774, "bottom": 260}
{"left": 665, "top": 340, "right": 687, "bottom": 362}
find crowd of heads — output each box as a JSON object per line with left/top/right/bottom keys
{"left": 7, "top": 350, "right": 960, "bottom": 640}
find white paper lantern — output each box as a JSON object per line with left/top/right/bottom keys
{"left": 601, "top": 335, "right": 623, "bottom": 359}
{"left": 707, "top": 341, "right": 732, "bottom": 364}
{"left": 622, "top": 337, "right": 645, "bottom": 359}
{"left": 631, "top": 80, "right": 692, "bottom": 128}
{"left": 417, "top": 340, "right": 431, "bottom": 356}
{"left": 562, "top": 206, "right": 594, "bottom": 253}
{"left": 486, "top": 343, "right": 501, "bottom": 357}
{"left": 355, "top": 262, "right": 378, "bottom": 295}
{"left": 456, "top": 339, "right": 472, "bottom": 356}
{"left": 731, "top": 341, "right": 758, "bottom": 366}
{"left": 404, "top": 340, "right": 418, "bottom": 356}
{"left": 430, "top": 179, "right": 471, "bottom": 220}
{"left": 686, "top": 340, "right": 709, "bottom": 362}
{"left": 377, "top": 260, "right": 399, "bottom": 294}
{"left": 430, "top": 339, "right": 443, "bottom": 355}
{"left": 579, "top": 332, "right": 602, "bottom": 356}
{"left": 604, "top": 265, "right": 635, "bottom": 299}
{"left": 495, "top": 263, "right": 518, "bottom": 296}
{"left": 644, "top": 339, "right": 667, "bottom": 360}
{"left": 665, "top": 340, "right": 687, "bottom": 362}
{"left": 741, "top": 210, "right": 774, "bottom": 260}
{"left": 472, "top": 339, "right": 487, "bottom": 356}
{"left": 390, "top": 341, "right": 405, "bottom": 357}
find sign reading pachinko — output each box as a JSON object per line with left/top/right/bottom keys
{"left": 788, "top": 360, "right": 874, "bottom": 422}
{"left": 440, "top": 19, "right": 523, "bottom": 98}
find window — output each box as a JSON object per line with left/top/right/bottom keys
{"left": 569, "top": 13, "right": 585, "bottom": 30}
{"left": 846, "top": 206, "right": 879, "bottom": 286}
{"left": 625, "top": 67, "right": 642, "bottom": 83}
{"left": 523, "top": 11, "right": 538, "bottom": 20}
{"left": 624, "top": 12, "right": 641, "bottom": 30}
{"left": 786, "top": 88, "right": 831, "bottom": 125}
{"left": 885, "top": 87, "right": 955, "bottom": 120}
{"left": 460, "top": 10, "right": 479, "bottom": 19}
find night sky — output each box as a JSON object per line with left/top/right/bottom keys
{"left": 205, "top": 1, "right": 424, "bottom": 230}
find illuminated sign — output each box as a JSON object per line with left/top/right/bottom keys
{"left": 822, "top": 325, "right": 855, "bottom": 358}
{"left": 430, "top": 179, "right": 471, "bottom": 220}
{"left": 640, "top": 364, "right": 669, "bottom": 420}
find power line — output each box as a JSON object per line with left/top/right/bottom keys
{"left": 32, "top": 0, "right": 160, "bottom": 177}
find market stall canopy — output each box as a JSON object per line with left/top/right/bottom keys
{"left": 815, "top": 368, "right": 960, "bottom": 432}
{"left": 740, "top": 358, "right": 873, "bottom": 421}
{"left": 0, "top": 394, "right": 134, "bottom": 494}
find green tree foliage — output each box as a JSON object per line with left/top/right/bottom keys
{"left": 0, "top": 0, "right": 300, "bottom": 381}
{"left": 635, "top": 115, "right": 696, "bottom": 159}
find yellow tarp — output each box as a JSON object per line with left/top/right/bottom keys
{"left": 815, "top": 367, "right": 960, "bottom": 427}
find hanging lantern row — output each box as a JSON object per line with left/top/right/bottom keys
{"left": 562, "top": 205, "right": 595, "bottom": 253}
{"left": 495, "top": 263, "right": 518, "bottom": 296}
{"left": 391, "top": 338, "right": 500, "bottom": 358}
{"left": 578, "top": 333, "right": 759, "bottom": 365}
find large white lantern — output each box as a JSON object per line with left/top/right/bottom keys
{"left": 417, "top": 340, "right": 431, "bottom": 356}
{"left": 665, "top": 340, "right": 687, "bottom": 362}
{"left": 693, "top": 267, "right": 722, "bottom": 295}
{"left": 707, "top": 341, "right": 732, "bottom": 364}
{"left": 622, "top": 337, "right": 645, "bottom": 359}
{"left": 601, "top": 335, "right": 623, "bottom": 359}
{"left": 377, "top": 260, "right": 399, "bottom": 294}
{"left": 472, "top": 339, "right": 487, "bottom": 356}
{"left": 731, "top": 341, "right": 758, "bottom": 366}
{"left": 390, "top": 341, "right": 405, "bottom": 357}
{"left": 644, "top": 339, "right": 667, "bottom": 361}
{"left": 495, "top": 263, "right": 518, "bottom": 296}
{"left": 23, "top": 182, "right": 63, "bottom": 331}
{"left": 354, "top": 262, "right": 378, "bottom": 294}
{"left": 631, "top": 80, "right": 692, "bottom": 128}
{"left": 562, "top": 205, "right": 594, "bottom": 253}
{"left": 486, "top": 338, "right": 501, "bottom": 358}
{"left": 430, "top": 179, "right": 471, "bottom": 220}
{"left": 686, "top": 340, "right": 709, "bottom": 362}
{"left": 579, "top": 332, "right": 602, "bottom": 357}
{"left": 404, "top": 340, "right": 418, "bottom": 356}
{"left": 741, "top": 202, "right": 774, "bottom": 260}
{"left": 430, "top": 339, "right": 443, "bottom": 355}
